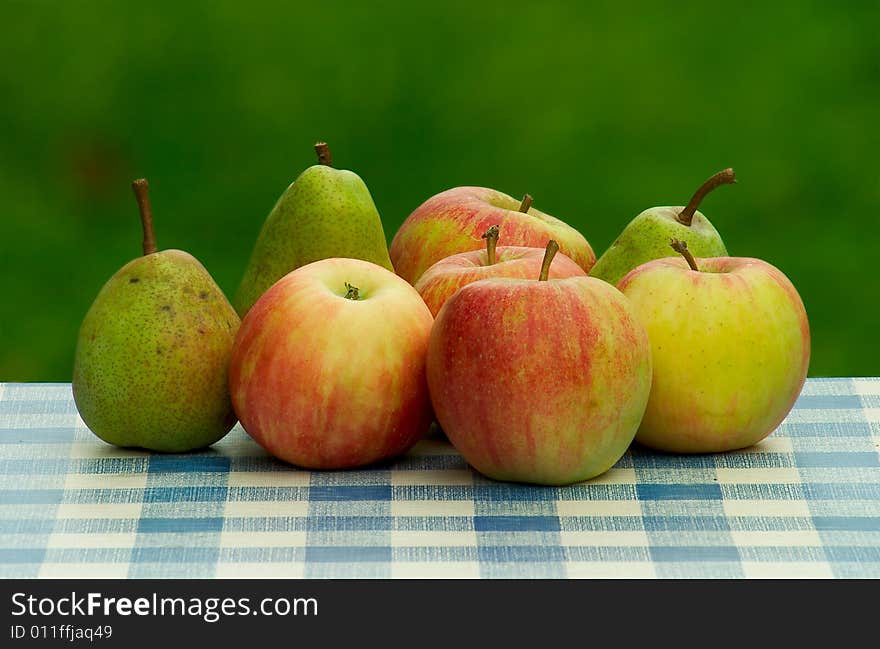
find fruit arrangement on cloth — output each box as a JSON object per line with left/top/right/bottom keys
{"left": 72, "top": 146, "right": 810, "bottom": 485}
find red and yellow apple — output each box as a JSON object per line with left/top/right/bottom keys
{"left": 229, "top": 257, "right": 434, "bottom": 469}
{"left": 414, "top": 226, "right": 587, "bottom": 317}
{"left": 617, "top": 240, "right": 810, "bottom": 453}
{"left": 390, "top": 187, "right": 595, "bottom": 285}
{"left": 426, "top": 243, "right": 652, "bottom": 485}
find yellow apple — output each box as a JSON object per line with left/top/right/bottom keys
{"left": 617, "top": 240, "right": 810, "bottom": 453}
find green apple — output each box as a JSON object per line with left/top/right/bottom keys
{"left": 426, "top": 242, "right": 652, "bottom": 485}
{"left": 617, "top": 239, "right": 810, "bottom": 453}
{"left": 228, "top": 257, "right": 434, "bottom": 469}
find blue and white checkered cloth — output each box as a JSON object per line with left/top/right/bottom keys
{"left": 1, "top": 378, "right": 878, "bottom": 579}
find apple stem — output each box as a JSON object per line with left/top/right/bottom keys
{"left": 539, "top": 240, "right": 559, "bottom": 281}
{"left": 344, "top": 282, "right": 360, "bottom": 300}
{"left": 481, "top": 225, "right": 500, "bottom": 265}
{"left": 131, "top": 178, "right": 157, "bottom": 256}
{"left": 670, "top": 239, "right": 699, "bottom": 271}
{"left": 519, "top": 193, "right": 533, "bottom": 213}
{"left": 676, "top": 168, "right": 736, "bottom": 226}
{"left": 315, "top": 141, "right": 332, "bottom": 166}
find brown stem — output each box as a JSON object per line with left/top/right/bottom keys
{"left": 481, "top": 225, "right": 500, "bottom": 265}
{"left": 344, "top": 282, "right": 360, "bottom": 300}
{"left": 519, "top": 193, "right": 533, "bottom": 213}
{"left": 539, "top": 240, "right": 559, "bottom": 281}
{"left": 315, "top": 141, "right": 332, "bottom": 166}
{"left": 131, "top": 178, "right": 157, "bottom": 256}
{"left": 670, "top": 239, "right": 699, "bottom": 271}
{"left": 676, "top": 168, "right": 736, "bottom": 226}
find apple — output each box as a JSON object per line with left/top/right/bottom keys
{"left": 616, "top": 239, "right": 810, "bottom": 453}
{"left": 229, "top": 257, "right": 434, "bottom": 469}
{"left": 426, "top": 241, "right": 653, "bottom": 485}
{"left": 414, "top": 225, "right": 587, "bottom": 316}
{"left": 390, "top": 187, "right": 596, "bottom": 285}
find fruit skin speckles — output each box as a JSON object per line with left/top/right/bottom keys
{"left": 72, "top": 179, "right": 241, "bottom": 453}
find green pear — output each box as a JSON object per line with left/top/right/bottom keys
{"left": 589, "top": 168, "right": 736, "bottom": 286}
{"left": 72, "top": 179, "right": 240, "bottom": 452}
{"left": 233, "top": 142, "right": 394, "bottom": 316}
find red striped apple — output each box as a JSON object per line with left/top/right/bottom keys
{"left": 229, "top": 257, "right": 434, "bottom": 469}
{"left": 390, "top": 187, "right": 595, "bottom": 285}
{"left": 414, "top": 225, "right": 587, "bottom": 317}
{"left": 426, "top": 242, "right": 652, "bottom": 485}
{"left": 617, "top": 239, "right": 810, "bottom": 453}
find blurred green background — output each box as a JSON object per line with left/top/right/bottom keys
{"left": 1, "top": 1, "right": 878, "bottom": 380}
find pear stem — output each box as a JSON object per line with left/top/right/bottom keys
{"left": 670, "top": 239, "right": 699, "bottom": 271}
{"left": 676, "top": 168, "right": 736, "bottom": 226}
{"left": 481, "top": 225, "right": 500, "bottom": 265}
{"left": 344, "top": 282, "right": 360, "bottom": 300}
{"left": 539, "top": 240, "right": 559, "bottom": 281}
{"left": 131, "top": 178, "right": 157, "bottom": 256}
{"left": 519, "top": 193, "right": 533, "bottom": 213}
{"left": 315, "top": 142, "right": 332, "bottom": 166}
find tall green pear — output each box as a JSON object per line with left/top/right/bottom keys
{"left": 589, "top": 168, "right": 736, "bottom": 286}
{"left": 233, "top": 142, "right": 394, "bottom": 316}
{"left": 72, "top": 179, "right": 240, "bottom": 452}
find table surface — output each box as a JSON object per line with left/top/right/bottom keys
{"left": 1, "top": 378, "right": 878, "bottom": 579}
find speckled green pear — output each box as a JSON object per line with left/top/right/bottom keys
{"left": 233, "top": 142, "right": 394, "bottom": 316}
{"left": 72, "top": 179, "right": 240, "bottom": 452}
{"left": 590, "top": 169, "right": 735, "bottom": 286}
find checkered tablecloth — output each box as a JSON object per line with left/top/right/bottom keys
{"left": 1, "top": 379, "right": 878, "bottom": 579}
